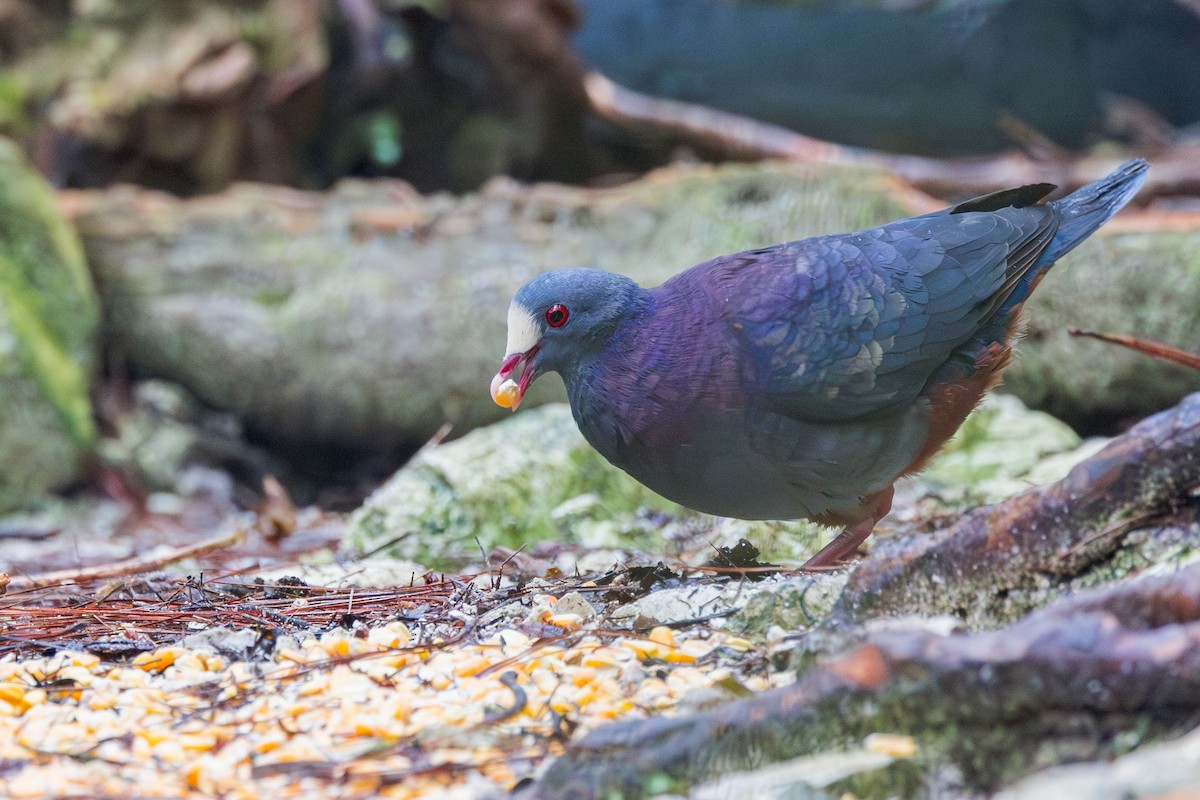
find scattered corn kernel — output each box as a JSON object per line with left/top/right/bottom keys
{"left": 133, "top": 648, "right": 179, "bottom": 672}
{"left": 720, "top": 636, "right": 755, "bottom": 653}
{"left": 680, "top": 639, "right": 715, "bottom": 658}
{"left": 647, "top": 626, "right": 675, "bottom": 648}
{"left": 543, "top": 613, "right": 583, "bottom": 630}
{"left": 319, "top": 633, "right": 352, "bottom": 658}
{"left": 864, "top": 732, "right": 918, "bottom": 759}
{"left": 580, "top": 646, "right": 631, "bottom": 669}
{"left": 622, "top": 638, "right": 662, "bottom": 659}
{"left": 0, "top": 683, "right": 31, "bottom": 714}
{"left": 0, "top": 609, "right": 772, "bottom": 799}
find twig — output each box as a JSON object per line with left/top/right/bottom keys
{"left": 4, "top": 526, "right": 247, "bottom": 592}
{"left": 416, "top": 422, "right": 454, "bottom": 457}
{"left": 475, "top": 537, "right": 496, "bottom": 590}
{"left": 584, "top": 72, "right": 846, "bottom": 163}
{"left": 483, "top": 671, "right": 528, "bottom": 723}
{"left": 1069, "top": 328, "right": 1200, "bottom": 371}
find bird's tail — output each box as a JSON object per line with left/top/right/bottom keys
{"left": 1044, "top": 158, "right": 1149, "bottom": 264}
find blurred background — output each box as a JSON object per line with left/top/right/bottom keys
{"left": 4, "top": 0, "right": 1200, "bottom": 193}
{"left": 1, "top": 0, "right": 1198, "bottom": 539}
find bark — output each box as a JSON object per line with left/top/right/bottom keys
{"left": 3, "top": 0, "right": 330, "bottom": 193}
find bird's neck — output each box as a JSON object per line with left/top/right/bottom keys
{"left": 560, "top": 290, "right": 653, "bottom": 389}
{"left": 562, "top": 285, "right": 726, "bottom": 464}
{"left": 559, "top": 290, "right": 658, "bottom": 452}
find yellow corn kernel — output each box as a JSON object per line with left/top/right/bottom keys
{"left": 63, "top": 652, "right": 101, "bottom": 669}
{"left": 133, "top": 648, "right": 178, "bottom": 672}
{"left": 568, "top": 667, "right": 597, "bottom": 688}
{"left": 138, "top": 729, "right": 170, "bottom": 747}
{"left": 452, "top": 656, "right": 492, "bottom": 678}
{"left": 647, "top": 626, "right": 675, "bottom": 648}
{"left": 680, "top": 639, "right": 715, "bottom": 658}
{"left": 864, "top": 732, "right": 918, "bottom": 759}
{"left": 720, "top": 636, "right": 754, "bottom": 653}
{"left": 0, "top": 683, "right": 29, "bottom": 713}
{"left": 622, "top": 639, "right": 662, "bottom": 659}
{"left": 368, "top": 622, "right": 413, "bottom": 649}
{"left": 543, "top": 613, "right": 583, "bottom": 631}
{"left": 492, "top": 377, "right": 521, "bottom": 409}
{"left": 580, "top": 646, "right": 630, "bottom": 669}
{"left": 319, "top": 634, "right": 352, "bottom": 658}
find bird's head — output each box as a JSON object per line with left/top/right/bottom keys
{"left": 490, "top": 268, "right": 642, "bottom": 411}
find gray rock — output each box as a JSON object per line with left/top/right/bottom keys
{"left": 181, "top": 626, "right": 264, "bottom": 662}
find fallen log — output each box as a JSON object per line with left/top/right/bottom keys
{"left": 584, "top": 71, "right": 1200, "bottom": 201}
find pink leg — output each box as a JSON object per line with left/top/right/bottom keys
{"left": 801, "top": 486, "right": 894, "bottom": 570}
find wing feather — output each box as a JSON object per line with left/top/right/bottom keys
{"left": 728, "top": 205, "right": 1058, "bottom": 422}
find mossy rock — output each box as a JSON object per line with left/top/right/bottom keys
{"left": 1010, "top": 228, "right": 1200, "bottom": 429}
{"left": 0, "top": 137, "right": 98, "bottom": 510}
{"left": 345, "top": 404, "right": 682, "bottom": 567}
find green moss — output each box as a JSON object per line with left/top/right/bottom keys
{"left": 252, "top": 287, "right": 294, "bottom": 308}
{"left": 0, "top": 71, "right": 30, "bottom": 137}
{"left": 345, "top": 404, "right": 682, "bottom": 567}
{"left": 0, "top": 254, "right": 94, "bottom": 447}
{"left": 0, "top": 136, "right": 99, "bottom": 509}
{"left": 0, "top": 139, "right": 98, "bottom": 448}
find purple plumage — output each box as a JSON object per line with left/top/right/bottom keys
{"left": 492, "top": 160, "right": 1148, "bottom": 567}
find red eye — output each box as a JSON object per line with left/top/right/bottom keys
{"left": 545, "top": 304, "right": 569, "bottom": 328}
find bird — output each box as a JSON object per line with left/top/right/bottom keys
{"left": 490, "top": 160, "right": 1148, "bottom": 569}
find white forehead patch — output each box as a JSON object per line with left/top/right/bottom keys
{"left": 504, "top": 302, "right": 541, "bottom": 356}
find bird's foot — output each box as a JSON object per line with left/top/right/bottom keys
{"left": 802, "top": 485, "right": 893, "bottom": 571}
{"left": 800, "top": 518, "right": 876, "bottom": 570}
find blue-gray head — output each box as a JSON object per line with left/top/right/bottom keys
{"left": 490, "top": 267, "right": 642, "bottom": 410}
